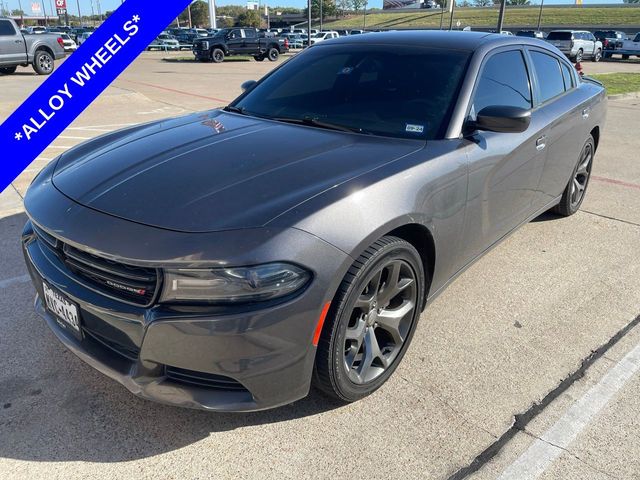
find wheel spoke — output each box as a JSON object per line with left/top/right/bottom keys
{"left": 359, "top": 328, "right": 386, "bottom": 382}
{"left": 377, "top": 262, "right": 401, "bottom": 307}
{"left": 377, "top": 300, "right": 415, "bottom": 344}
{"left": 345, "top": 317, "right": 366, "bottom": 342}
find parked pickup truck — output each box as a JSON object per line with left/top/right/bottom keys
{"left": 193, "top": 28, "right": 288, "bottom": 63}
{"left": 0, "top": 17, "right": 65, "bottom": 75}
{"left": 603, "top": 33, "right": 640, "bottom": 60}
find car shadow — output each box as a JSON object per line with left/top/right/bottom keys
{"left": 0, "top": 212, "right": 345, "bottom": 464}
{"left": 531, "top": 210, "right": 563, "bottom": 222}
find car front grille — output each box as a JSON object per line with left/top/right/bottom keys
{"left": 33, "top": 224, "right": 160, "bottom": 307}
{"left": 165, "top": 366, "right": 249, "bottom": 392}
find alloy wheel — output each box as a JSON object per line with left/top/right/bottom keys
{"left": 39, "top": 54, "right": 53, "bottom": 73}
{"left": 343, "top": 259, "right": 417, "bottom": 384}
{"left": 570, "top": 141, "right": 593, "bottom": 209}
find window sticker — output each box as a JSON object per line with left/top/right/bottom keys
{"left": 405, "top": 124, "right": 425, "bottom": 134}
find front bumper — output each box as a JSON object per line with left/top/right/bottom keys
{"left": 21, "top": 177, "right": 349, "bottom": 410}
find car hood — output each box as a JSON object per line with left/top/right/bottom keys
{"left": 52, "top": 110, "right": 423, "bottom": 233}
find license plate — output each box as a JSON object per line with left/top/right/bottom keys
{"left": 43, "top": 282, "right": 81, "bottom": 338}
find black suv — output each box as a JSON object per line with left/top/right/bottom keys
{"left": 193, "top": 28, "right": 287, "bottom": 63}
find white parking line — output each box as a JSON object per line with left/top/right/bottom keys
{"left": 58, "top": 136, "right": 91, "bottom": 140}
{"left": 0, "top": 274, "right": 31, "bottom": 289}
{"left": 498, "top": 336, "right": 640, "bottom": 480}
{"left": 46, "top": 146, "right": 73, "bottom": 149}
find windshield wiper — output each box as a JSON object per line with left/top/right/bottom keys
{"left": 273, "top": 116, "right": 370, "bottom": 135}
{"left": 223, "top": 105, "right": 245, "bottom": 114}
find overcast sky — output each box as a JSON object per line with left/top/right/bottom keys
{"left": 2, "top": 0, "right": 624, "bottom": 16}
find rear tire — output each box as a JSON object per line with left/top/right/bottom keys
{"left": 267, "top": 47, "right": 279, "bottom": 61}
{"left": 622, "top": 54, "right": 630, "bottom": 60}
{"left": 575, "top": 49, "right": 583, "bottom": 63}
{"left": 0, "top": 66, "right": 17, "bottom": 75}
{"left": 552, "top": 135, "right": 594, "bottom": 217}
{"left": 211, "top": 48, "right": 224, "bottom": 63}
{"left": 314, "top": 236, "right": 426, "bottom": 403}
{"left": 32, "top": 50, "right": 54, "bottom": 75}
{"left": 253, "top": 55, "right": 265, "bottom": 61}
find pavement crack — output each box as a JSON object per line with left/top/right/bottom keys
{"left": 581, "top": 209, "right": 640, "bottom": 228}
{"left": 520, "top": 429, "right": 621, "bottom": 480}
{"left": 446, "top": 312, "right": 640, "bottom": 480}
{"left": 10, "top": 183, "right": 23, "bottom": 200}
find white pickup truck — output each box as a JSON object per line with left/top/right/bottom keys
{"left": 612, "top": 33, "right": 640, "bottom": 60}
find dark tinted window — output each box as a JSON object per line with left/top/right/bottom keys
{"left": 516, "top": 31, "right": 535, "bottom": 38}
{"left": 0, "top": 19, "right": 16, "bottom": 36}
{"left": 471, "top": 50, "right": 532, "bottom": 118}
{"left": 244, "top": 29, "right": 256, "bottom": 38}
{"left": 235, "top": 44, "right": 470, "bottom": 140}
{"left": 561, "top": 62, "right": 575, "bottom": 90}
{"left": 531, "top": 51, "right": 565, "bottom": 103}
{"left": 547, "top": 31, "right": 572, "bottom": 41}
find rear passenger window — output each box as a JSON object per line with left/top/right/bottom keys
{"left": 471, "top": 50, "right": 532, "bottom": 119}
{"left": 530, "top": 51, "right": 565, "bottom": 103}
{"left": 561, "top": 62, "right": 575, "bottom": 90}
{"left": 0, "top": 20, "right": 16, "bottom": 36}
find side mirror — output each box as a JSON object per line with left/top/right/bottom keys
{"left": 472, "top": 105, "right": 531, "bottom": 133}
{"left": 241, "top": 80, "right": 257, "bottom": 92}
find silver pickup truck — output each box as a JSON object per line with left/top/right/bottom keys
{"left": 0, "top": 17, "right": 66, "bottom": 75}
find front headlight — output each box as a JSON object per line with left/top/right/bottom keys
{"left": 160, "top": 263, "right": 310, "bottom": 304}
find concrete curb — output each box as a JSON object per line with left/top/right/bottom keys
{"left": 608, "top": 91, "right": 640, "bottom": 100}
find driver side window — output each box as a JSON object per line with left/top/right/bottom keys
{"left": 470, "top": 50, "right": 532, "bottom": 120}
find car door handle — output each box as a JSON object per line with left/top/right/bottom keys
{"left": 15, "top": 40, "right": 22, "bottom": 43}
{"left": 582, "top": 108, "right": 590, "bottom": 119}
{"left": 536, "top": 135, "right": 547, "bottom": 151}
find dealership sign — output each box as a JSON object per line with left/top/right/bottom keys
{"left": 55, "top": 0, "right": 67, "bottom": 15}
{"left": 0, "top": 0, "right": 193, "bottom": 194}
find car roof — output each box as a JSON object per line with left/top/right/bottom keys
{"left": 325, "top": 30, "right": 550, "bottom": 52}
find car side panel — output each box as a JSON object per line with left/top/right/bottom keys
{"left": 276, "top": 141, "right": 470, "bottom": 296}
{"left": 534, "top": 81, "right": 605, "bottom": 206}
{"left": 0, "top": 19, "right": 27, "bottom": 65}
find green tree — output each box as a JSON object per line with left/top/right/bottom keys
{"left": 236, "top": 9, "right": 261, "bottom": 28}
{"left": 474, "top": 0, "right": 493, "bottom": 5}
{"left": 336, "top": 0, "right": 351, "bottom": 16}
{"left": 178, "top": 0, "right": 210, "bottom": 27}
{"left": 506, "top": 0, "right": 529, "bottom": 5}
{"left": 623, "top": 0, "right": 640, "bottom": 2}
{"left": 350, "top": 0, "right": 367, "bottom": 14}
{"left": 306, "top": 0, "right": 337, "bottom": 20}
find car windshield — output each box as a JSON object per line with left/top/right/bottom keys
{"left": 233, "top": 44, "right": 470, "bottom": 140}
{"left": 547, "top": 32, "right": 572, "bottom": 40}
{"left": 61, "top": 34, "right": 70, "bottom": 40}
{"left": 516, "top": 31, "right": 534, "bottom": 37}
{"left": 313, "top": 32, "right": 326, "bottom": 38}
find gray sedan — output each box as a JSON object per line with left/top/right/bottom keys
{"left": 22, "top": 31, "right": 606, "bottom": 411}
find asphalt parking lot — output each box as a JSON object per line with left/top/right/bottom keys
{"left": 1, "top": 51, "right": 640, "bottom": 479}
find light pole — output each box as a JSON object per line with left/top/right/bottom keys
{"left": 320, "top": 0, "right": 323, "bottom": 32}
{"left": 17, "top": 0, "right": 24, "bottom": 26}
{"left": 448, "top": 0, "right": 455, "bottom": 31}
{"left": 497, "top": 0, "right": 506, "bottom": 33}
{"left": 307, "top": 0, "right": 311, "bottom": 47}
{"left": 536, "top": 0, "right": 544, "bottom": 31}
{"left": 208, "top": 0, "right": 217, "bottom": 29}
{"left": 363, "top": 1, "right": 367, "bottom": 30}
{"left": 76, "top": 0, "right": 81, "bottom": 26}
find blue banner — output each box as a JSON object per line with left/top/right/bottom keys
{"left": 0, "top": 0, "right": 193, "bottom": 193}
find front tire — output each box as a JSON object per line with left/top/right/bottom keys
{"left": 211, "top": 48, "right": 224, "bottom": 63}
{"left": 314, "top": 236, "right": 425, "bottom": 402}
{"left": 32, "top": 50, "right": 54, "bottom": 75}
{"left": 575, "top": 49, "right": 584, "bottom": 63}
{"left": 552, "top": 135, "right": 595, "bottom": 217}
{"left": 253, "top": 55, "right": 265, "bottom": 62}
{"left": 593, "top": 48, "right": 602, "bottom": 62}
